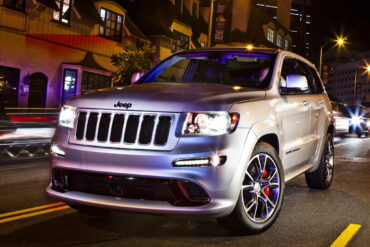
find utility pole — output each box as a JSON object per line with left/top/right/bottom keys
{"left": 353, "top": 69, "right": 357, "bottom": 105}
{"left": 207, "top": 0, "right": 215, "bottom": 47}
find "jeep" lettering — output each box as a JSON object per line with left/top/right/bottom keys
{"left": 114, "top": 102, "right": 132, "bottom": 109}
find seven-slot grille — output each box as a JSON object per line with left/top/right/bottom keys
{"left": 73, "top": 110, "right": 173, "bottom": 147}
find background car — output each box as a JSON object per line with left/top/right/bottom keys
{"left": 346, "top": 104, "right": 369, "bottom": 137}
{"left": 331, "top": 101, "right": 350, "bottom": 137}
{"left": 0, "top": 107, "right": 58, "bottom": 162}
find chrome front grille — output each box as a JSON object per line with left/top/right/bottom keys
{"left": 69, "top": 109, "right": 178, "bottom": 150}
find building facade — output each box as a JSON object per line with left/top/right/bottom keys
{"left": 325, "top": 50, "right": 370, "bottom": 105}
{"left": 289, "top": 0, "right": 311, "bottom": 59}
{"left": 0, "top": 0, "right": 147, "bottom": 107}
{"left": 122, "top": 0, "right": 293, "bottom": 62}
{"left": 212, "top": 0, "right": 292, "bottom": 50}
{"left": 121, "top": 0, "right": 209, "bottom": 61}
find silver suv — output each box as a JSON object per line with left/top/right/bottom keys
{"left": 47, "top": 48, "right": 334, "bottom": 234}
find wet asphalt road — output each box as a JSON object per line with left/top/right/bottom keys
{"left": 0, "top": 135, "right": 369, "bottom": 247}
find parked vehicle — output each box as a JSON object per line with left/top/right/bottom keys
{"left": 331, "top": 101, "right": 350, "bottom": 136}
{"left": 347, "top": 104, "right": 369, "bottom": 137}
{"left": 47, "top": 47, "right": 334, "bottom": 234}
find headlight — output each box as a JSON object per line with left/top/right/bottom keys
{"left": 351, "top": 116, "right": 362, "bottom": 126}
{"left": 59, "top": 105, "right": 77, "bottom": 128}
{"left": 182, "top": 112, "right": 239, "bottom": 136}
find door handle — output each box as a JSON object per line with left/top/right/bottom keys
{"left": 303, "top": 101, "right": 310, "bottom": 107}
{"left": 318, "top": 100, "right": 324, "bottom": 105}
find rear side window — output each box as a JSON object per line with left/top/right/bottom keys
{"left": 307, "top": 66, "right": 324, "bottom": 94}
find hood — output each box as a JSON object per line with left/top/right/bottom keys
{"left": 66, "top": 83, "right": 266, "bottom": 112}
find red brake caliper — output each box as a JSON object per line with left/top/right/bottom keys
{"left": 262, "top": 170, "right": 270, "bottom": 197}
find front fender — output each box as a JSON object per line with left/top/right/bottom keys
{"left": 249, "top": 119, "right": 282, "bottom": 156}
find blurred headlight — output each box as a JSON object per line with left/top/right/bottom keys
{"left": 351, "top": 116, "right": 362, "bottom": 126}
{"left": 59, "top": 105, "right": 77, "bottom": 128}
{"left": 182, "top": 112, "right": 239, "bottom": 136}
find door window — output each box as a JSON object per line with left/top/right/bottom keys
{"left": 307, "top": 66, "right": 324, "bottom": 94}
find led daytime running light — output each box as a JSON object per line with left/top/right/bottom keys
{"left": 173, "top": 156, "right": 227, "bottom": 167}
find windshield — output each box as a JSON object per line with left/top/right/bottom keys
{"left": 140, "top": 51, "right": 276, "bottom": 88}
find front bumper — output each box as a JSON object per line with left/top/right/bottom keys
{"left": 47, "top": 127, "right": 256, "bottom": 217}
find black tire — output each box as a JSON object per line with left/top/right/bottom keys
{"left": 218, "top": 142, "right": 285, "bottom": 235}
{"left": 357, "top": 130, "right": 363, "bottom": 138}
{"left": 305, "top": 133, "right": 334, "bottom": 189}
{"left": 69, "top": 204, "right": 110, "bottom": 216}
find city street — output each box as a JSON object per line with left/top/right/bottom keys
{"left": 0, "top": 136, "right": 369, "bottom": 247}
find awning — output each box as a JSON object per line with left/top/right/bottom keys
{"left": 64, "top": 52, "right": 111, "bottom": 72}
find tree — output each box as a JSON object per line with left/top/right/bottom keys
{"left": 111, "top": 44, "right": 154, "bottom": 85}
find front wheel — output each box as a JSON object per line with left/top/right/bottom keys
{"left": 218, "top": 142, "right": 285, "bottom": 235}
{"left": 305, "top": 133, "right": 334, "bottom": 189}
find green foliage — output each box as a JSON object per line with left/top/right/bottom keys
{"left": 111, "top": 44, "right": 154, "bottom": 85}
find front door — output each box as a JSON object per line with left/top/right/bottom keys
{"left": 279, "top": 58, "right": 313, "bottom": 172}
{"left": 28, "top": 73, "right": 47, "bottom": 108}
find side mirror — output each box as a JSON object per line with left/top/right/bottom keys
{"left": 131, "top": 72, "right": 143, "bottom": 84}
{"left": 286, "top": 74, "right": 308, "bottom": 89}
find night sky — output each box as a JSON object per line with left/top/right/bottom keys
{"left": 311, "top": 0, "right": 370, "bottom": 58}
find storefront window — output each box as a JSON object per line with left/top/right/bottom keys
{"left": 81, "top": 71, "right": 111, "bottom": 94}
{"left": 0, "top": 66, "right": 20, "bottom": 107}
{"left": 62, "top": 69, "right": 77, "bottom": 103}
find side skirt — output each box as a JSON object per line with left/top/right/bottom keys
{"left": 284, "top": 163, "right": 314, "bottom": 182}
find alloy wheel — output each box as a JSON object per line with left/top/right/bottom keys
{"left": 241, "top": 153, "right": 280, "bottom": 223}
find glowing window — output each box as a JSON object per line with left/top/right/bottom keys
{"left": 53, "top": 0, "right": 71, "bottom": 24}
{"left": 267, "top": 28, "right": 274, "bottom": 43}
{"left": 62, "top": 69, "right": 77, "bottom": 103}
{"left": 99, "top": 8, "right": 124, "bottom": 41}
{"left": 285, "top": 40, "right": 290, "bottom": 50}
{"left": 277, "top": 34, "right": 283, "bottom": 48}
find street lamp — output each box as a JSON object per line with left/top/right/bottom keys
{"left": 319, "top": 37, "right": 346, "bottom": 76}
{"left": 365, "top": 65, "right": 370, "bottom": 103}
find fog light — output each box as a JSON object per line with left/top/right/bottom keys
{"left": 173, "top": 155, "right": 226, "bottom": 167}
{"left": 51, "top": 144, "right": 65, "bottom": 157}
